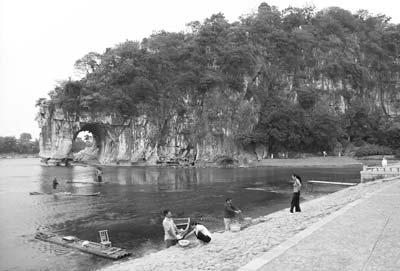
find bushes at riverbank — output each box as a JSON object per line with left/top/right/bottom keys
{"left": 354, "top": 144, "right": 393, "bottom": 157}
{"left": 0, "top": 133, "right": 39, "bottom": 155}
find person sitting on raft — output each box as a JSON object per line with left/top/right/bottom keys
{"left": 186, "top": 221, "right": 212, "bottom": 243}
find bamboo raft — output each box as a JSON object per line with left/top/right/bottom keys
{"left": 29, "top": 192, "right": 100, "bottom": 196}
{"left": 35, "top": 232, "right": 130, "bottom": 260}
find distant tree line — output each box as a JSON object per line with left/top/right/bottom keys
{"left": 0, "top": 133, "right": 39, "bottom": 154}
{"left": 40, "top": 2, "right": 400, "bottom": 155}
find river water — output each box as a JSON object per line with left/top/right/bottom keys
{"left": 0, "top": 158, "right": 362, "bottom": 271}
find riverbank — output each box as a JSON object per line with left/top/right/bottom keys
{"left": 0, "top": 153, "right": 39, "bottom": 159}
{"left": 8, "top": 155, "right": 395, "bottom": 168}
{"left": 239, "top": 177, "right": 400, "bottom": 271}
{"left": 247, "top": 156, "right": 363, "bottom": 168}
{"left": 99, "top": 177, "right": 397, "bottom": 271}
{"left": 70, "top": 156, "right": 364, "bottom": 168}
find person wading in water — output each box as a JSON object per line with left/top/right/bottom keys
{"left": 290, "top": 174, "right": 302, "bottom": 213}
{"left": 162, "top": 209, "right": 179, "bottom": 248}
{"left": 95, "top": 167, "right": 103, "bottom": 182}
{"left": 223, "top": 198, "right": 241, "bottom": 231}
{"left": 52, "top": 177, "right": 58, "bottom": 190}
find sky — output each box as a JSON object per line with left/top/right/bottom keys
{"left": 1, "top": 0, "right": 399, "bottom": 139}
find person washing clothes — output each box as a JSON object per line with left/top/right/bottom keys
{"left": 186, "top": 221, "right": 212, "bottom": 243}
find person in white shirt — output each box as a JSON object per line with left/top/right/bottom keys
{"left": 290, "top": 174, "right": 302, "bottom": 213}
{"left": 382, "top": 157, "right": 388, "bottom": 167}
{"left": 162, "top": 209, "right": 179, "bottom": 248}
{"left": 186, "top": 221, "right": 212, "bottom": 243}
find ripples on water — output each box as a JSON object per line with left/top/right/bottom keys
{"left": 0, "top": 158, "right": 361, "bottom": 271}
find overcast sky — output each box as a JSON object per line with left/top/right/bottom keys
{"left": 1, "top": 0, "right": 399, "bottom": 139}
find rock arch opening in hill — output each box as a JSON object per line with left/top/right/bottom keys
{"left": 36, "top": 98, "right": 258, "bottom": 166}
{"left": 72, "top": 124, "right": 104, "bottom": 163}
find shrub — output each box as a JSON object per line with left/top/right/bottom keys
{"left": 394, "top": 149, "right": 400, "bottom": 159}
{"left": 353, "top": 139, "right": 365, "bottom": 147}
{"left": 214, "top": 155, "right": 238, "bottom": 166}
{"left": 354, "top": 144, "right": 393, "bottom": 157}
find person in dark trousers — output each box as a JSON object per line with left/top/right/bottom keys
{"left": 52, "top": 177, "right": 58, "bottom": 190}
{"left": 95, "top": 167, "right": 103, "bottom": 182}
{"left": 290, "top": 174, "right": 302, "bottom": 213}
{"left": 186, "top": 221, "right": 212, "bottom": 243}
{"left": 224, "top": 198, "right": 241, "bottom": 231}
{"left": 162, "top": 209, "right": 179, "bottom": 248}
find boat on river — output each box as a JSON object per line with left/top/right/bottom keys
{"left": 29, "top": 192, "right": 100, "bottom": 196}
{"left": 35, "top": 232, "right": 130, "bottom": 260}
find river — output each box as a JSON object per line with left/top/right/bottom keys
{"left": 0, "top": 158, "right": 362, "bottom": 271}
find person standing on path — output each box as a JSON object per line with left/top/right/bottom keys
{"left": 224, "top": 198, "right": 241, "bottom": 231}
{"left": 290, "top": 174, "right": 302, "bottom": 213}
{"left": 162, "top": 209, "right": 179, "bottom": 248}
{"left": 382, "top": 156, "right": 388, "bottom": 167}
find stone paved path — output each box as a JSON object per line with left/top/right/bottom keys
{"left": 239, "top": 179, "right": 400, "bottom": 271}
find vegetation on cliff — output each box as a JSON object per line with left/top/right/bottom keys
{"left": 41, "top": 3, "right": 400, "bottom": 155}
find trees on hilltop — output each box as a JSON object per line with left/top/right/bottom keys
{"left": 41, "top": 3, "right": 400, "bottom": 154}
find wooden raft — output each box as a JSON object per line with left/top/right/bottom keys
{"left": 35, "top": 232, "right": 130, "bottom": 260}
{"left": 29, "top": 192, "right": 100, "bottom": 196}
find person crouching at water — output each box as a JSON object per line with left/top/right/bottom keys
{"left": 95, "top": 167, "right": 103, "bottom": 182}
{"left": 186, "top": 221, "right": 212, "bottom": 243}
{"left": 162, "top": 209, "right": 179, "bottom": 248}
{"left": 224, "top": 198, "right": 241, "bottom": 231}
{"left": 290, "top": 174, "right": 302, "bottom": 213}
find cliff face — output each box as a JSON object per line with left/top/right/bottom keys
{"left": 37, "top": 87, "right": 260, "bottom": 166}
{"left": 37, "top": 74, "right": 400, "bottom": 166}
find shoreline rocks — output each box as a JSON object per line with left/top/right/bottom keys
{"left": 66, "top": 156, "right": 364, "bottom": 169}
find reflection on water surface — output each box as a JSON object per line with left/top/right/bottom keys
{"left": 0, "top": 158, "right": 361, "bottom": 271}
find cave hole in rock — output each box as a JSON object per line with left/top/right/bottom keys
{"left": 71, "top": 124, "right": 103, "bottom": 162}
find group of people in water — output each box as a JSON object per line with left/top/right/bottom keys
{"left": 51, "top": 167, "right": 103, "bottom": 190}
{"left": 162, "top": 173, "right": 303, "bottom": 248}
